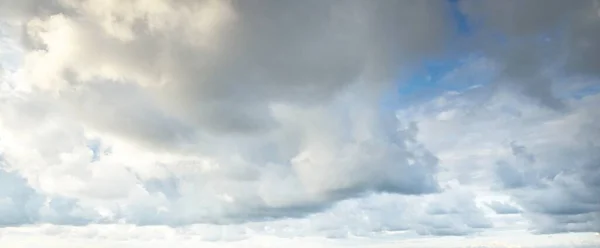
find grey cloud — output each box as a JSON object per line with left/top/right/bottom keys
{"left": 494, "top": 142, "right": 538, "bottom": 189}
{"left": 470, "top": 0, "right": 600, "bottom": 78}
{"left": 502, "top": 127, "right": 600, "bottom": 233}
{"left": 416, "top": 189, "right": 492, "bottom": 236}
{"left": 525, "top": 213, "right": 600, "bottom": 234}
{"left": 486, "top": 201, "right": 521, "bottom": 214}
{"left": 498, "top": 107, "right": 600, "bottom": 233}
{"left": 2, "top": 0, "right": 599, "bottom": 238}
{"left": 0, "top": 166, "right": 40, "bottom": 226}
{"left": 242, "top": 192, "right": 492, "bottom": 238}
{"left": 118, "top": 119, "right": 440, "bottom": 226}
{"left": 404, "top": 85, "right": 600, "bottom": 234}
{"left": 62, "top": 82, "right": 200, "bottom": 153}
{"left": 0, "top": 90, "right": 442, "bottom": 227}
{"left": 0, "top": 0, "right": 63, "bottom": 21}
{"left": 515, "top": 169, "right": 600, "bottom": 233}
{"left": 491, "top": 41, "right": 567, "bottom": 110}
{"left": 0, "top": 0, "right": 450, "bottom": 227}
{"left": 458, "top": 0, "right": 584, "bottom": 36}
{"left": 10, "top": 0, "right": 454, "bottom": 137}
{"left": 459, "top": 0, "right": 600, "bottom": 109}
{"left": 494, "top": 161, "right": 528, "bottom": 189}
{"left": 0, "top": 165, "right": 95, "bottom": 226}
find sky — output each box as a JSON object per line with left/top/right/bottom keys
{"left": 0, "top": 0, "right": 599, "bottom": 247}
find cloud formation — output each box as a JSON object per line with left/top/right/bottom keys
{"left": 400, "top": 78, "right": 600, "bottom": 233}
{"left": 0, "top": 0, "right": 451, "bottom": 227}
{"left": 460, "top": 0, "right": 600, "bottom": 109}
{"left": 0, "top": 0, "right": 599, "bottom": 243}
{"left": 486, "top": 201, "right": 522, "bottom": 215}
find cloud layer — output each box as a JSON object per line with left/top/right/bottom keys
{"left": 0, "top": 0, "right": 599, "bottom": 244}
{"left": 401, "top": 79, "right": 600, "bottom": 233}
{"left": 1, "top": 0, "right": 452, "bottom": 227}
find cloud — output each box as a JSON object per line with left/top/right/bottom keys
{"left": 399, "top": 79, "right": 600, "bottom": 234}
{"left": 486, "top": 201, "right": 522, "bottom": 215}
{"left": 0, "top": 0, "right": 452, "bottom": 227}
{"left": 0, "top": 166, "right": 40, "bottom": 226}
{"left": 2, "top": 223, "right": 595, "bottom": 248}
{"left": 0, "top": 164, "right": 96, "bottom": 226}
{"left": 415, "top": 187, "right": 492, "bottom": 236}
{"left": 0, "top": 86, "right": 443, "bottom": 226}
{"left": 458, "top": 0, "right": 600, "bottom": 109}
{"left": 10, "top": 0, "right": 454, "bottom": 136}
{"left": 1, "top": 0, "right": 600, "bottom": 242}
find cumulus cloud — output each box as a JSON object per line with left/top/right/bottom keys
{"left": 1, "top": 0, "right": 600, "bottom": 242}
{"left": 0, "top": 0, "right": 451, "bottom": 227}
{"left": 415, "top": 187, "right": 492, "bottom": 236}
{"left": 399, "top": 78, "right": 600, "bottom": 234}
{"left": 13, "top": 0, "right": 453, "bottom": 136}
{"left": 0, "top": 166, "right": 39, "bottom": 226}
{"left": 486, "top": 201, "right": 522, "bottom": 215}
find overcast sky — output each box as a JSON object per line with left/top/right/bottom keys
{"left": 0, "top": 0, "right": 599, "bottom": 247}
